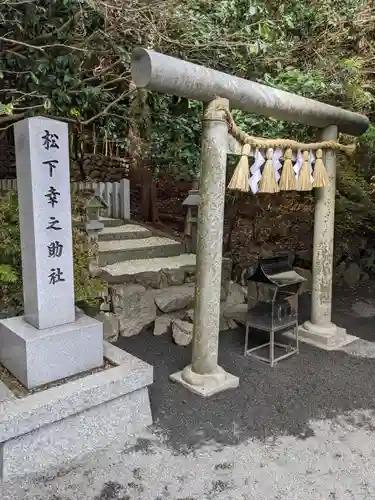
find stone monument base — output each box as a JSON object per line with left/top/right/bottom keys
{"left": 0, "top": 312, "right": 103, "bottom": 389}
{"left": 0, "top": 342, "right": 153, "bottom": 481}
{"left": 170, "top": 364, "right": 239, "bottom": 397}
{"left": 298, "top": 321, "right": 358, "bottom": 351}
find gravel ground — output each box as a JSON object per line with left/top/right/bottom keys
{"left": 2, "top": 290, "right": 375, "bottom": 499}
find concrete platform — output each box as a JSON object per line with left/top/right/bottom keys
{"left": 98, "top": 237, "right": 185, "bottom": 265}
{"left": 99, "top": 224, "right": 152, "bottom": 241}
{"left": 0, "top": 342, "right": 153, "bottom": 481}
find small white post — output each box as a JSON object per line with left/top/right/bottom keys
{"left": 104, "top": 182, "right": 111, "bottom": 217}
{"left": 112, "top": 182, "right": 120, "bottom": 218}
{"left": 14, "top": 117, "right": 75, "bottom": 329}
{"left": 120, "top": 178, "right": 130, "bottom": 219}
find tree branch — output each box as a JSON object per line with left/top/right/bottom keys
{"left": 81, "top": 90, "right": 130, "bottom": 125}
{"left": 0, "top": 36, "right": 87, "bottom": 53}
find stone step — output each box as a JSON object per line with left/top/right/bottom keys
{"left": 99, "top": 224, "right": 152, "bottom": 242}
{"left": 99, "top": 216, "right": 125, "bottom": 228}
{"left": 100, "top": 253, "right": 196, "bottom": 286}
{"left": 98, "top": 237, "right": 185, "bottom": 266}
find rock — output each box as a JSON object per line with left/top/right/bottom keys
{"left": 184, "top": 308, "right": 195, "bottom": 322}
{"left": 110, "top": 284, "right": 146, "bottom": 315}
{"left": 221, "top": 258, "right": 233, "bottom": 298}
{"left": 75, "top": 306, "right": 85, "bottom": 319}
{"left": 172, "top": 319, "right": 193, "bottom": 346}
{"left": 99, "top": 292, "right": 111, "bottom": 312}
{"left": 183, "top": 306, "right": 237, "bottom": 331}
{"left": 95, "top": 312, "right": 119, "bottom": 343}
{"left": 90, "top": 169, "right": 101, "bottom": 178}
{"left": 221, "top": 281, "right": 248, "bottom": 326}
{"left": 351, "top": 300, "right": 375, "bottom": 318}
{"left": 227, "top": 318, "right": 238, "bottom": 329}
{"left": 163, "top": 268, "right": 185, "bottom": 286}
{"left": 134, "top": 270, "right": 168, "bottom": 289}
{"left": 295, "top": 248, "right": 313, "bottom": 267}
{"left": 343, "top": 262, "right": 361, "bottom": 288}
{"left": 154, "top": 284, "right": 195, "bottom": 313}
{"left": 222, "top": 303, "right": 247, "bottom": 325}
{"left": 226, "top": 282, "right": 247, "bottom": 305}
{"left": 232, "top": 263, "right": 250, "bottom": 286}
{"left": 220, "top": 316, "right": 234, "bottom": 331}
{"left": 293, "top": 267, "right": 312, "bottom": 294}
{"left": 183, "top": 259, "right": 232, "bottom": 297}
{"left": 334, "top": 261, "right": 347, "bottom": 284}
{"left": 114, "top": 286, "right": 157, "bottom": 337}
{"left": 154, "top": 315, "right": 172, "bottom": 336}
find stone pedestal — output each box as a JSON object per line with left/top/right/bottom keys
{"left": 0, "top": 313, "right": 103, "bottom": 389}
{"left": 0, "top": 343, "right": 153, "bottom": 481}
{"left": 298, "top": 321, "right": 357, "bottom": 351}
{"left": 0, "top": 117, "right": 154, "bottom": 481}
{"left": 170, "top": 365, "right": 239, "bottom": 398}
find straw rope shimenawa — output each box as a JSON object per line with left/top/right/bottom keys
{"left": 206, "top": 101, "right": 356, "bottom": 193}
{"left": 220, "top": 106, "right": 356, "bottom": 154}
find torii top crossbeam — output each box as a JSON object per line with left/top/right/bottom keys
{"left": 132, "top": 48, "right": 369, "bottom": 137}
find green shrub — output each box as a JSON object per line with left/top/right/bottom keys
{"left": 0, "top": 190, "right": 103, "bottom": 316}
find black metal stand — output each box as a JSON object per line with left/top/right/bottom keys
{"left": 244, "top": 319, "right": 299, "bottom": 368}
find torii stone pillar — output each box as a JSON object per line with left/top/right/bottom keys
{"left": 170, "top": 98, "right": 239, "bottom": 396}
{"left": 299, "top": 125, "right": 357, "bottom": 349}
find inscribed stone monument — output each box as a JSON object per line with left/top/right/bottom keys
{"left": 15, "top": 117, "right": 75, "bottom": 329}
{"left": 0, "top": 117, "right": 103, "bottom": 389}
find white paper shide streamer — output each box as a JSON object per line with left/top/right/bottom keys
{"left": 249, "top": 149, "right": 264, "bottom": 194}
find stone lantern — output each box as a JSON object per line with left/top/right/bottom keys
{"left": 182, "top": 189, "right": 200, "bottom": 253}
{"left": 85, "top": 194, "right": 108, "bottom": 222}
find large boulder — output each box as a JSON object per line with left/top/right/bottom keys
{"left": 343, "top": 262, "right": 361, "bottom": 288}
{"left": 154, "top": 284, "right": 195, "bottom": 313}
{"left": 112, "top": 284, "right": 157, "bottom": 337}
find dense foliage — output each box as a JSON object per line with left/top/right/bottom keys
{"left": 0, "top": 190, "right": 103, "bottom": 315}
{"left": 1, "top": 0, "right": 375, "bottom": 224}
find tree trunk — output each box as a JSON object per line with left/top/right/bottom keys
{"left": 140, "top": 166, "right": 159, "bottom": 222}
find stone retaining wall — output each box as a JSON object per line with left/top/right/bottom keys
{"left": 97, "top": 259, "right": 235, "bottom": 345}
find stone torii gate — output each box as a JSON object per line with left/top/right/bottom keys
{"left": 131, "top": 48, "right": 369, "bottom": 397}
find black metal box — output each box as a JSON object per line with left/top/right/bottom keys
{"left": 245, "top": 255, "right": 306, "bottom": 366}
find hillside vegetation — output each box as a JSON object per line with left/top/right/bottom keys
{"left": 1, "top": 0, "right": 375, "bottom": 240}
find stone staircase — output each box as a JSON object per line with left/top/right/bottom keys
{"left": 96, "top": 217, "right": 236, "bottom": 345}
{"left": 98, "top": 217, "right": 196, "bottom": 285}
